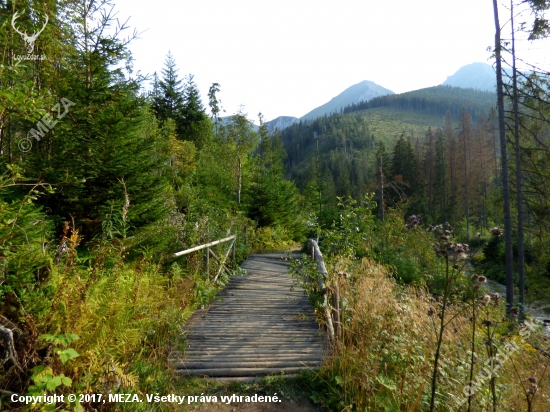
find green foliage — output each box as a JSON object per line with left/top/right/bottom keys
{"left": 0, "top": 167, "right": 53, "bottom": 315}
{"left": 322, "top": 195, "right": 376, "bottom": 259}
{"left": 27, "top": 333, "right": 81, "bottom": 412}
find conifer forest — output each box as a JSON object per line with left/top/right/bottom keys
{"left": 2, "top": 0, "right": 550, "bottom": 411}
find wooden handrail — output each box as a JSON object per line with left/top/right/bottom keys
{"left": 307, "top": 239, "right": 337, "bottom": 345}
{"left": 173, "top": 235, "right": 236, "bottom": 257}
{"left": 173, "top": 235, "right": 237, "bottom": 282}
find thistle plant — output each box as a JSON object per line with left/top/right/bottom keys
{"left": 481, "top": 292, "right": 502, "bottom": 412}
{"left": 467, "top": 273, "right": 488, "bottom": 412}
{"left": 427, "top": 221, "right": 470, "bottom": 412}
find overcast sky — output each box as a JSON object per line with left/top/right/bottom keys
{"left": 109, "top": 0, "right": 548, "bottom": 122}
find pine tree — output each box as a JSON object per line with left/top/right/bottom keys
{"left": 459, "top": 108, "right": 472, "bottom": 239}
{"left": 423, "top": 127, "right": 436, "bottom": 219}
{"left": 181, "top": 74, "right": 211, "bottom": 148}
{"left": 26, "top": 0, "right": 170, "bottom": 240}
{"left": 434, "top": 129, "right": 448, "bottom": 220}
{"left": 153, "top": 51, "right": 185, "bottom": 135}
{"left": 391, "top": 135, "right": 418, "bottom": 202}
{"left": 247, "top": 114, "right": 302, "bottom": 236}
{"left": 445, "top": 110, "right": 459, "bottom": 219}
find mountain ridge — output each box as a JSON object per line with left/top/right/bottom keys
{"left": 299, "top": 80, "right": 394, "bottom": 122}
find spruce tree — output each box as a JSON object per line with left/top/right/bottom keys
{"left": 26, "top": 0, "right": 170, "bottom": 241}
{"left": 153, "top": 51, "right": 185, "bottom": 135}
{"left": 181, "top": 74, "right": 211, "bottom": 148}
{"left": 391, "top": 136, "right": 418, "bottom": 201}
{"left": 434, "top": 130, "right": 448, "bottom": 220}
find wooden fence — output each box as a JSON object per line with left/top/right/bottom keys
{"left": 173, "top": 235, "right": 236, "bottom": 282}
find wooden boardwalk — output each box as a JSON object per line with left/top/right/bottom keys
{"left": 171, "top": 253, "right": 326, "bottom": 380}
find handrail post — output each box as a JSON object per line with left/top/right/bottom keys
{"left": 307, "top": 239, "right": 336, "bottom": 345}
{"left": 232, "top": 241, "right": 236, "bottom": 269}
{"left": 333, "top": 283, "right": 341, "bottom": 341}
{"left": 173, "top": 234, "right": 237, "bottom": 283}
{"left": 206, "top": 247, "right": 210, "bottom": 281}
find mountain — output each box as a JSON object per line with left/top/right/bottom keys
{"left": 265, "top": 116, "right": 299, "bottom": 133}
{"left": 300, "top": 80, "right": 394, "bottom": 122}
{"left": 215, "top": 115, "right": 259, "bottom": 132}
{"left": 281, "top": 84, "right": 498, "bottom": 190}
{"left": 442, "top": 62, "right": 504, "bottom": 92}
{"left": 343, "top": 85, "right": 495, "bottom": 121}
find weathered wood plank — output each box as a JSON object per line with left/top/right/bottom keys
{"left": 175, "top": 367, "right": 315, "bottom": 377}
{"left": 173, "top": 253, "right": 326, "bottom": 379}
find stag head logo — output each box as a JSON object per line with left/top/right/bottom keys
{"left": 11, "top": 11, "right": 49, "bottom": 55}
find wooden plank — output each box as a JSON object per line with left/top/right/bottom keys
{"left": 182, "top": 354, "right": 324, "bottom": 359}
{"left": 204, "top": 375, "right": 298, "bottom": 383}
{"left": 175, "top": 361, "right": 322, "bottom": 369}
{"left": 175, "top": 366, "right": 318, "bottom": 377}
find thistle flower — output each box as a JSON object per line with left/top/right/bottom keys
{"left": 405, "top": 215, "right": 421, "bottom": 229}
{"left": 480, "top": 295, "right": 492, "bottom": 306}
{"left": 490, "top": 226, "right": 503, "bottom": 237}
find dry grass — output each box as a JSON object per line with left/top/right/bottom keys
{"left": 321, "top": 258, "right": 550, "bottom": 411}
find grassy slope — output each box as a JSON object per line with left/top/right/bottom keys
{"left": 288, "top": 107, "right": 444, "bottom": 178}
{"left": 353, "top": 106, "right": 444, "bottom": 143}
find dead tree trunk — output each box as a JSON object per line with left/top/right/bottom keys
{"left": 0, "top": 323, "right": 19, "bottom": 368}
{"left": 511, "top": 0, "right": 526, "bottom": 318}
{"left": 493, "top": 0, "right": 515, "bottom": 311}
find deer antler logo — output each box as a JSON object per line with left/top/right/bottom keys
{"left": 11, "top": 11, "right": 49, "bottom": 55}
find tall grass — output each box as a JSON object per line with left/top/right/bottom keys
{"left": 315, "top": 258, "right": 550, "bottom": 411}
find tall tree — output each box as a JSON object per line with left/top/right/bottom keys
{"left": 26, "top": 0, "right": 170, "bottom": 239}
{"left": 208, "top": 83, "right": 223, "bottom": 137}
{"left": 493, "top": 0, "right": 515, "bottom": 310}
{"left": 459, "top": 108, "right": 472, "bottom": 239}
{"left": 224, "top": 108, "right": 258, "bottom": 204}
{"left": 423, "top": 127, "right": 436, "bottom": 219}
{"left": 180, "top": 74, "right": 211, "bottom": 148}
{"left": 510, "top": 0, "right": 526, "bottom": 314}
{"left": 445, "top": 110, "right": 459, "bottom": 218}
{"left": 434, "top": 129, "right": 448, "bottom": 220}
{"left": 152, "top": 51, "right": 185, "bottom": 135}
{"left": 390, "top": 135, "right": 418, "bottom": 202}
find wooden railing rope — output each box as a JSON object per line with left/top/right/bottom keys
{"left": 307, "top": 238, "right": 340, "bottom": 345}
{"left": 173, "top": 234, "right": 236, "bottom": 281}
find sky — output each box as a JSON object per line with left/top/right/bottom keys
{"left": 107, "top": 0, "right": 548, "bottom": 122}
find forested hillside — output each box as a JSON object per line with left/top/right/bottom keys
{"left": 344, "top": 85, "right": 496, "bottom": 121}
{"left": 281, "top": 86, "right": 501, "bottom": 229}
